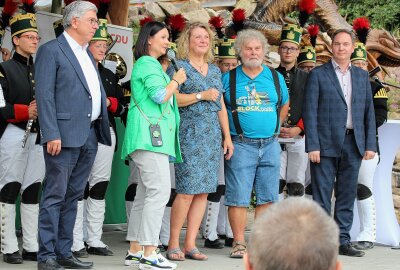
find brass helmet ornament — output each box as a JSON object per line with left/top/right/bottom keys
{"left": 105, "top": 52, "right": 127, "bottom": 80}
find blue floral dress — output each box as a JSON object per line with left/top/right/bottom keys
{"left": 168, "top": 60, "right": 223, "bottom": 194}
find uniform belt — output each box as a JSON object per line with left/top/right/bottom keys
{"left": 345, "top": 129, "right": 354, "bottom": 135}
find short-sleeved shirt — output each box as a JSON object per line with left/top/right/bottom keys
{"left": 222, "top": 64, "right": 289, "bottom": 138}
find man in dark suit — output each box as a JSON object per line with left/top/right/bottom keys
{"left": 303, "top": 29, "right": 376, "bottom": 257}
{"left": 35, "top": 2, "right": 111, "bottom": 270}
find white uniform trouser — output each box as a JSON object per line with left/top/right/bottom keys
{"left": 279, "top": 136, "right": 308, "bottom": 200}
{"left": 72, "top": 127, "right": 116, "bottom": 251}
{"left": 217, "top": 195, "right": 233, "bottom": 238}
{"left": 356, "top": 154, "right": 379, "bottom": 242}
{"left": 127, "top": 160, "right": 175, "bottom": 246}
{"left": 0, "top": 124, "right": 44, "bottom": 254}
{"left": 202, "top": 151, "right": 232, "bottom": 240}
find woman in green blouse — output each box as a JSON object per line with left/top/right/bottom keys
{"left": 121, "top": 21, "right": 186, "bottom": 270}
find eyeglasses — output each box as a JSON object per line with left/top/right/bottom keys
{"left": 93, "top": 44, "right": 107, "bottom": 50}
{"left": 19, "top": 35, "right": 41, "bottom": 41}
{"left": 79, "top": 17, "right": 99, "bottom": 26}
{"left": 279, "top": 46, "right": 298, "bottom": 53}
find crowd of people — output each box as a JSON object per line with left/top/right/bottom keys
{"left": 0, "top": 1, "right": 389, "bottom": 270}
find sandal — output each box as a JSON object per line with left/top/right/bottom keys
{"left": 230, "top": 241, "right": 247, "bottom": 259}
{"left": 166, "top": 248, "right": 185, "bottom": 261}
{"left": 184, "top": 248, "right": 208, "bottom": 261}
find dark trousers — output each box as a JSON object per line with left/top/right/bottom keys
{"left": 37, "top": 128, "right": 98, "bottom": 262}
{"left": 311, "top": 134, "right": 362, "bottom": 245}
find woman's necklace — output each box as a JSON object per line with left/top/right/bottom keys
{"left": 190, "top": 60, "right": 206, "bottom": 73}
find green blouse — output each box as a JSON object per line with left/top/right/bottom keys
{"left": 121, "top": 56, "right": 182, "bottom": 162}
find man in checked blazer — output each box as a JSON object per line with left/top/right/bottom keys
{"left": 35, "top": 2, "right": 111, "bottom": 270}
{"left": 303, "top": 29, "right": 376, "bottom": 258}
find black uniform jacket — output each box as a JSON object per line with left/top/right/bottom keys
{"left": 0, "top": 52, "right": 36, "bottom": 139}
{"left": 276, "top": 65, "right": 308, "bottom": 128}
{"left": 99, "top": 63, "right": 127, "bottom": 151}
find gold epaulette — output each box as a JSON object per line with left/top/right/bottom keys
{"left": 374, "top": 88, "right": 388, "bottom": 99}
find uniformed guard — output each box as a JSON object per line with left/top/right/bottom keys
{"left": 297, "top": 24, "right": 319, "bottom": 73}
{"left": 71, "top": 19, "right": 127, "bottom": 257}
{"left": 297, "top": 46, "right": 316, "bottom": 72}
{"left": 276, "top": 23, "right": 309, "bottom": 199}
{"left": 298, "top": 24, "right": 319, "bottom": 198}
{"left": 350, "top": 17, "right": 388, "bottom": 251}
{"left": 0, "top": 12, "right": 44, "bottom": 264}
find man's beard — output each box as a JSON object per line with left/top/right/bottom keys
{"left": 241, "top": 57, "right": 263, "bottom": 68}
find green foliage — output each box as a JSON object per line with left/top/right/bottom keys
{"left": 338, "top": 0, "right": 400, "bottom": 33}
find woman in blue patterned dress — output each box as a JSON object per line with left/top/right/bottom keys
{"left": 166, "top": 22, "right": 234, "bottom": 261}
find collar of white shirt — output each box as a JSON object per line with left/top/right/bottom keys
{"left": 331, "top": 58, "right": 352, "bottom": 73}
{"left": 63, "top": 31, "right": 89, "bottom": 52}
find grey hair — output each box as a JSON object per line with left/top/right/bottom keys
{"left": 63, "top": 1, "right": 98, "bottom": 29}
{"left": 331, "top": 28, "right": 356, "bottom": 44}
{"left": 234, "top": 29, "right": 269, "bottom": 59}
{"left": 248, "top": 198, "right": 339, "bottom": 270}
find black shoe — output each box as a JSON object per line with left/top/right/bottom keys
{"left": 3, "top": 251, "right": 23, "bottom": 264}
{"left": 38, "top": 258, "right": 65, "bottom": 270}
{"left": 204, "top": 239, "right": 225, "bottom": 249}
{"left": 219, "top": 234, "right": 227, "bottom": 240}
{"left": 353, "top": 241, "right": 374, "bottom": 250}
{"left": 225, "top": 237, "right": 234, "bottom": 247}
{"left": 339, "top": 243, "right": 365, "bottom": 257}
{"left": 72, "top": 248, "right": 88, "bottom": 258}
{"left": 57, "top": 255, "right": 93, "bottom": 269}
{"left": 22, "top": 249, "right": 38, "bottom": 261}
{"left": 87, "top": 246, "right": 113, "bottom": 256}
{"left": 157, "top": 244, "right": 168, "bottom": 252}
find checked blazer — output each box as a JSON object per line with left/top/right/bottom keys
{"left": 303, "top": 60, "right": 376, "bottom": 157}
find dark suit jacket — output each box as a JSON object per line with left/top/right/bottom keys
{"left": 35, "top": 34, "right": 111, "bottom": 147}
{"left": 303, "top": 60, "right": 376, "bottom": 157}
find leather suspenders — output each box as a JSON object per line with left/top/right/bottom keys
{"left": 228, "top": 67, "right": 281, "bottom": 138}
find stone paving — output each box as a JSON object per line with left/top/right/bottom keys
{"left": 1, "top": 230, "right": 399, "bottom": 270}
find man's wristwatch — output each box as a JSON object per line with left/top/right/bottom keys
{"left": 195, "top": 92, "right": 202, "bottom": 101}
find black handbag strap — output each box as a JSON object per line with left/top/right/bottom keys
{"left": 228, "top": 67, "right": 282, "bottom": 138}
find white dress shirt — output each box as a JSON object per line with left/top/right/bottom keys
{"left": 332, "top": 59, "right": 353, "bottom": 129}
{"left": 64, "top": 31, "right": 101, "bottom": 121}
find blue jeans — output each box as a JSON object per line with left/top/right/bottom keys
{"left": 224, "top": 135, "right": 281, "bottom": 207}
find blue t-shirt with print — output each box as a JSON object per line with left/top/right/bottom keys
{"left": 222, "top": 64, "right": 289, "bottom": 138}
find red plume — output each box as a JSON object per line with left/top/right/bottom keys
{"left": 299, "top": 0, "right": 316, "bottom": 15}
{"left": 168, "top": 14, "right": 185, "bottom": 32}
{"left": 307, "top": 24, "right": 319, "bottom": 47}
{"left": 231, "top": 8, "right": 246, "bottom": 34}
{"left": 22, "top": 0, "right": 36, "bottom": 14}
{"left": 168, "top": 14, "right": 186, "bottom": 42}
{"left": 139, "top": 16, "right": 153, "bottom": 27}
{"left": 232, "top": 8, "right": 246, "bottom": 25}
{"left": 352, "top": 17, "right": 370, "bottom": 44}
{"left": 209, "top": 16, "right": 224, "bottom": 39}
{"left": 1, "top": 0, "right": 19, "bottom": 31}
{"left": 298, "top": 0, "right": 316, "bottom": 27}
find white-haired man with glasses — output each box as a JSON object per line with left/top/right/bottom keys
{"left": 35, "top": 1, "right": 111, "bottom": 269}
